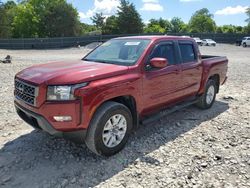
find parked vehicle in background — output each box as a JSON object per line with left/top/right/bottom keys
{"left": 193, "top": 37, "right": 202, "bottom": 46}
{"left": 241, "top": 37, "right": 250, "bottom": 47}
{"left": 202, "top": 39, "right": 216, "bottom": 46}
{"left": 14, "top": 36, "right": 228, "bottom": 156}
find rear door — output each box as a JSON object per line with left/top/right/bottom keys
{"left": 178, "top": 41, "right": 202, "bottom": 97}
{"left": 142, "top": 41, "right": 183, "bottom": 113}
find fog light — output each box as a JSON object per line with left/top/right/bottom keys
{"left": 53, "top": 116, "right": 72, "bottom": 122}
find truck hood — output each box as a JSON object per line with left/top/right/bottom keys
{"left": 16, "top": 60, "right": 129, "bottom": 85}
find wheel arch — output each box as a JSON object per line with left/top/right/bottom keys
{"left": 107, "top": 95, "right": 139, "bottom": 130}
{"left": 208, "top": 74, "right": 220, "bottom": 93}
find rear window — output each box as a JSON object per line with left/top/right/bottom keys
{"left": 179, "top": 43, "right": 196, "bottom": 63}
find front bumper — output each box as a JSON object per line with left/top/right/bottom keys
{"left": 15, "top": 102, "right": 86, "bottom": 141}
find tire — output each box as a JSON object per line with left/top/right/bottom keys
{"left": 243, "top": 43, "right": 247, "bottom": 48}
{"left": 85, "top": 101, "right": 133, "bottom": 156}
{"left": 196, "top": 79, "right": 217, "bottom": 109}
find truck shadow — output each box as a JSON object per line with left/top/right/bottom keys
{"left": 0, "top": 101, "right": 229, "bottom": 188}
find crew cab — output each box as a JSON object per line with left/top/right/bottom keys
{"left": 14, "top": 36, "right": 228, "bottom": 156}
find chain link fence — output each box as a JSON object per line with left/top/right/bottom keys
{"left": 0, "top": 33, "right": 246, "bottom": 49}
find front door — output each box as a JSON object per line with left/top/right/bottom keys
{"left": 142, "top": 41, "right": 183, "bottom": 114}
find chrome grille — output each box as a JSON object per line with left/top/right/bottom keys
{"left": 15, "top": 79, "right": 38, "bottom": 106}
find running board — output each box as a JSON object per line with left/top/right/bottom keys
{"left": 142, "top": 99, "right": 199, "bottom": 125}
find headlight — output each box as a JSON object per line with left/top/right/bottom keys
{"left": 47, "top": 83, "right": 88, "bottom": 101}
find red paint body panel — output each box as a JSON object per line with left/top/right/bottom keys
{"left": 14, "top": 36, "right": 228, "bottom": 133}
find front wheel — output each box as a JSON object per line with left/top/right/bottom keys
{"left": 85, "top": 101, "right": 133, "bottom": 156}
{"left": 243, "top": 43, "right": 247, "bottom": 48}
{"left": 196, "top": 79, "right": 217, "bottom": 109}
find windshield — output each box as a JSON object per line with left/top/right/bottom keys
{"left": 83, "top": 39, "right": 151, "bottom": 66}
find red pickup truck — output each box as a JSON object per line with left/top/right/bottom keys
{"left": 14, "top": 36, "right": 228, "bottom": 156}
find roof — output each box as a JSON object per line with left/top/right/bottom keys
{"left": 115, "top": 35, "right": 193, "bottom": 41}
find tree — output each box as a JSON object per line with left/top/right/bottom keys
{"left": 144, "top": 18, "right": 171, "bottom": 33}
{"left": 12, "top": 3, "right": 40, "bottom": 37}
{"left": 102, "top": 15, "right": 119, "bottom": 34}
{"left": 79, "top": 23, "right": 98, "bottom": 35}
{"left": 243, "top": 24, "right": 250, "bottom": 34}
{"left": 223, "top": 25, "right": 234, "bottom": 33}
{"left": 91, "top": 13, "right": 105, "bottom": 30}
{"left": 144, "top": 24, "right": 165, "bottom": 34}
{"left": 42, "top": 0, "right": 80, "bottom": 37}
{"left": 235, "top": 26, "right": 243, "bottom": 34}
{"left": 12, "top": 0, "right": 81, "bottom": 38}
{"left": 189, "top": 8, "right": 216, "bottom": 33}
{"left": 116, "top": 0, "right": 143, "bottom": 34}
{"left": 0, "top": 1, "right": 16, "bottom": 38}
{"left": 216, "top": 26, "right": 223, "bottom": 33}
{"left": 169, "top": 17, "right": 186, "bottom": 33}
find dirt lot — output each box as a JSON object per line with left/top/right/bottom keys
{"left": 0, "top": 44, "right": 249, "bottom": 188}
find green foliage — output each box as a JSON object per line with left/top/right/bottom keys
{"left": 243, "top": 24, "right": 250, "bottom": 34}
{"left": 41, "top": 0, "right": 80, "bottom": 37}
{"left": 189, "top": 8, "right": 216, "bottom": 33}
{"left": 79, "top": 23, "right": 98, "bottom": 35}
{"left": 12, "top": 3, "right": 40, "bottom": 37}
{"left": 216, "top": 27, "right": 223, "bottom": 33}
{"left": 144, "top": 17, "right": 188, "bottom": 34}
{"left": 116, "top": 0, "right": 144, "bottom": 34}
{"left": 102, "top": 16, "right": 119, "bottom": 34}
{"left": 91, "top": 13, "right": 105, "bottom": 29}
{"left": 169, "top": 17, "right": 186, "bottom": 33}
{"left": 144, "top": 18, "right": 171, "bottom": 33}
{"left": 5, "top": 0, "right": 81, "bottom": 38}
{"left": 0, "top": 1, "right": 16, "bottom": 38}
{"left": 144, "top": 24, "right": 165, "bottom": 34}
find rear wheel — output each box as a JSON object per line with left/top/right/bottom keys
{"left": 196, "top": 79, "right": 217, "bottom": 109}
{"left": 85, "top": 101, "right": 133, "bottom": 156}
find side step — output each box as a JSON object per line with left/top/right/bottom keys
{"left": 142, "top": 99, "right": 199, "bottom": 125}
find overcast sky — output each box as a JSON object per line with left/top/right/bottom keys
{"left": 67, "top": 0, "right": 249, "bottom": 26}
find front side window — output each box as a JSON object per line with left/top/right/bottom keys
{"left": 149, "top": 43, "right": 175, "bottom": 65}
{"left": 179, "top": 43, "right": 196, "bottom": 63}
{"left": 83, "top": 39, "right": 151, "bottom": 66}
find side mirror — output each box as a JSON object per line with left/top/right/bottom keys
{"left": 150, "top": 58, "right": 168, "bottom": 69}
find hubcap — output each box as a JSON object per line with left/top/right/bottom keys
{"left": 102, "top": 114, "right": 127, "bottom": 148}
{"left": 206, "top": 85, "right": 215, "bottom": 104}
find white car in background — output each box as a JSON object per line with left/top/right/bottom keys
{"left": 241, "top": 37, "right": 250, "bottom": 47}
{"left": 193, "top": 37, "right": 202, "bottom": 46}
{"left": 202, "top": 39, "right": 216, "bottom": 46}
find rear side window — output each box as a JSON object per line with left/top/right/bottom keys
{"left": 179, "top": 43, "right": 196, "bottom": 63}
{"left": 150, "top": 43, "right": 175, "bottom": 65}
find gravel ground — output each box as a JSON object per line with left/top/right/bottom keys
{"left": 0, "top": 44, "right": 249, "bottom": 188}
